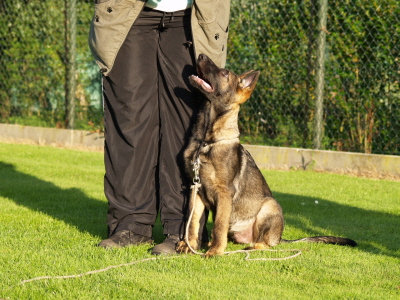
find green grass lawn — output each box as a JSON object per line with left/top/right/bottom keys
{"left": 0, "top": 142, "right": 399, "bottom": 299}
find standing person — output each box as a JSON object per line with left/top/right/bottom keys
{"left": 89, "top": 0, "right": 231, "bottom": 255}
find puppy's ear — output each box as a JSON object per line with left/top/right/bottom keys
{"left": 237, "top": 71, "right": 260, "bottom": 103}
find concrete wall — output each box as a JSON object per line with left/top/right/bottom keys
{"left": 244, "top": 145, "right": 400, "bottom": 180}
{"left": 0, "top": 124, "right": 104, "bottom": 151}
{"left": 1, "top": 124, "right": 399, "bottom": 180}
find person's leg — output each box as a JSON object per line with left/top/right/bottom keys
{"left": 157, "top": 9, "right": 197, "bottom": 237}
{"left": 100, "top": 9, "right": 161, "bottom": 246}
{"left": 152, "top": 9, "right": 209, "bottom": 254}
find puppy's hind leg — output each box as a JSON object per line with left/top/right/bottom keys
{"left": 249, "top": 198, "right": 284, "bottom": 250}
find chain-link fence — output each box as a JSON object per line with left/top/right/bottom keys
{"left": 229, "top": 0, "right": 400, "bottom": 155}
{"left": 1, "top": 0, "right": 399, "bottom": 155}
{"left": 0, "top": 0, "right": 102, "bottom": 131}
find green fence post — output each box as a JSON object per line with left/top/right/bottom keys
{"left": 65, "top": 0, "right": 77, "bottom": 129}
{"left": 313, "top": 0, "right": 328, "bottom": 149}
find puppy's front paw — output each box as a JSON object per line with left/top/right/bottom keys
{"left": 176, "top": 241, "right": 195, "bottom": 254}
{"left": 204, "top": 247, "right": 224, "bottom": 258}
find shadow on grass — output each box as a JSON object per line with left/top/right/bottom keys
{"left": 0, "top": 162, "right": 107, "bottom": 239}
{"left": 275, "top": 192, "right": 400, "bottom": 259}
{"left": 1, "top": 161, "right": 398, "bottom": 258}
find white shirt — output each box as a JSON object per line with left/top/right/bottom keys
{"left": 145, "top": 0, "right": 193, "bottom": 12}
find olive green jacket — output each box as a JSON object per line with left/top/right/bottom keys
{"left": 89, "top": 0, "right": 231, "bottom": 76}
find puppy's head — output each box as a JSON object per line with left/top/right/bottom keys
{"left": 189, "top": 54, "right": 260, "bottom": 107}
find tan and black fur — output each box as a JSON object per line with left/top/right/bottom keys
{"left": 177, "top": 54, "right": 356, "bottom": 257}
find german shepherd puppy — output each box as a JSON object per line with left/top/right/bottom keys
{"left": 177, "top": 54, "right": 357, "bottom": 257}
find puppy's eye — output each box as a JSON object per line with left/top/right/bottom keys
{"left": 221, "top": 69, "right": 229, "bottom": 78}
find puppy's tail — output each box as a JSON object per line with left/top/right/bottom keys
{"left": 281, "top": 236, "right": 357, "bottom": 247}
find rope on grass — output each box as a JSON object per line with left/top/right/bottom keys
{"left": 17, "top": 256, "right": 177, "bottom": 285}
{"left": 225, "top": 248, "right": 302, "bottom": 261}
{"left": 16, "top": 247, "right": 301, "bottom": 286}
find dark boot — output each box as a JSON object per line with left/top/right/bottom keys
{"left": 151, "top": 234, "right": 181, "bottom": 255}
{"left": 98, "top": 230, "right": 153, "bottom": 248}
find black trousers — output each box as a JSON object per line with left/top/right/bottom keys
{"left": 103, "top": 8, "right": 205, "bottom": 239}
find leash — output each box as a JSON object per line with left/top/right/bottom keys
{"left": 184, "top": 180, "right": 206, "bottom": 256}
{"left": 16, "top": 256, "right": 177, "bottom": 285}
